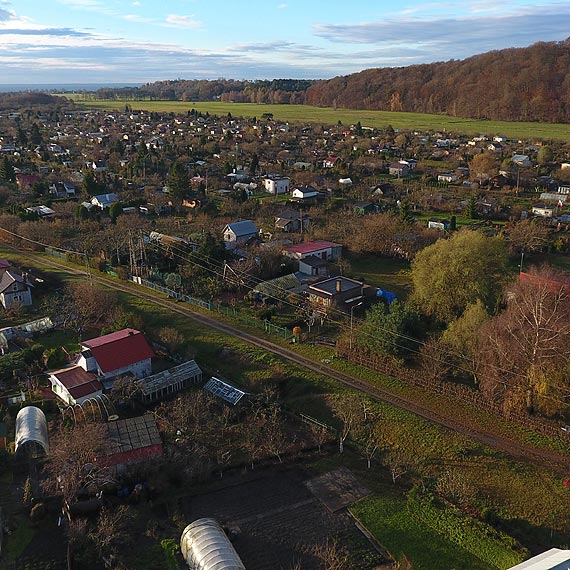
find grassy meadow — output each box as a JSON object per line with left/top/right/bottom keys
{"left": 66, "top": 95, "right": 570, "bottom": 141}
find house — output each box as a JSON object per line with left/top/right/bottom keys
{"left": 532, "top": 204, "right": 556, "bottom": 218}
{"left": 428, "top": 218, "right": 451, "bottom": 231}
{"left": 299, "top": 255, "right": 329, "bottom": 277}
{"left": 91, "top": 160, "right": 108, "bottom": 173}
{"left": 338, "top": 177, "right": 353, "bottom": 187}
{"left": 323, "top": 157, "right": 339, "bottom": 168}
{"left": 91, "top": 193, "right": 118, "bottom": 209}
{"left": 291, "top": 186, "right": 319, "bottom": 201}
{"left": 558, "top": 185, "right": 570, "bottom": 195}
{"left": 264, "top": 176, "right": 290, "bottom": 195}
{"left": 25, "top": 205, "right": 55, "bottom": 218}
{"left": 0, "top": 270, "right": 33, "bottom": 310}
{"left": 308, "top": 277, "right": 364, "bottom": 311}
{"left": 389, "top": 163, "right": 410, "bottom": 178}
{"left": 274, "top": 209, "right": 310, "bottom": 233}
{"left": 437, "top": 173, "right": 458, "bottom": 183}
{"left": 512, "top": 154, "right": 531, "bottom": 168}
{"left": 506, "top": 548, "right": 570, "bottom": 570}
{"left": 353, "top": 201, "right": 376, "bottom": 215}
{"left": 222, "top": 220, "right": 259, "bottom": 248}
{"left": 283, "top": 240, "right": 342, "bottom": 262}
{"left": 79, "top": 328, "right": 154, "bottom": 384}
{"left": 400, "top": 159, "right": 418, "bottom": 170}
{"left": 48, "top": 366, "right": 103, "bottom": 405}
{"left": 487, "top": 143, "right": 503, "bottom": 152}
{"left": 540, "top": 193, "right": 567, "bottom": 204}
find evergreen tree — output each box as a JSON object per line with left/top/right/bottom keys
{"left": 0, "top": 157, "right": 15, "bottom": 183}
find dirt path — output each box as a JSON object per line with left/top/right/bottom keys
{"left": 17, "top": 249, "right": 570, "bottom": 473}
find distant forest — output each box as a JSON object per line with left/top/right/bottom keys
{"left": 93, "top": 39, "right": 570, "bottom": 123}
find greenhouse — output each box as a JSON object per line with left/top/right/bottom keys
{"left": 15, "top": 406, "right": 49, "bottom": 458}
{"left": 180, "top": 518, "right": 246, "bottom": 570}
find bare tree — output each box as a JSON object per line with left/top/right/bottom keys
{"left": 311, "top": 538, "right": 353, "bottom": 570}
{"left": 42, "top": 421, "right": 113, "bottom": 505}
{"left": 354, "top": 411, "right": 384, "bottom": 469}
{"left": 330, "top": 394, "right": 362, "bottom": 453}
{"left": 383, "top": 448, "right": 415, "bottom": 484}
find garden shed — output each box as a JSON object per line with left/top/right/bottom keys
{"left": 180, "top": 518, "right": 245, "bottom": 570}
{"left": 15, "top": 406, "right": 49, "bottom": 458}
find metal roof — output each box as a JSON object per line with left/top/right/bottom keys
{"left": 224, "top": 220, "right": 258, "bottom": 237}
{"left": 180, "top": 518, "right": 246, "bottom": 570}
{"left": 15, "top": 406, "right": 49, "bottom": 456}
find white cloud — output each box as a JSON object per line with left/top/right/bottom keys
{"left": 277, "top": 3, "right": 288, "bottom": 8}
{"left": 132, "top": 1, "right": 141, "bottom": 5}
{"left": 164, "top": 14, "right": 202, "bottom": 28}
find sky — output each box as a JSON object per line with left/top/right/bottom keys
{"left": 1, "top": 0, "right": 570, "bottom": 85}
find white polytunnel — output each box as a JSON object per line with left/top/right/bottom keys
{"left": 15, "top": 406, "right": 49, "bottom": 458}
{"left": 180, "top": 518, "right": 246, "bottom": 570}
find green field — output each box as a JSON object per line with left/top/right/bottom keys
{"left": 66, "top": 96, "right": 570, "bottom": 140}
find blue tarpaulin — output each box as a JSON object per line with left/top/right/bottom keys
{"left": 376, "top": 289, "right": 397, "bottom": 304}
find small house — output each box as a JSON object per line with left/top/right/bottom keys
{"left": 291, "top": 186, "right": 319, "bottom": 201}
{"left": 222, "top": 220, "right": 259, "bottom": 248}
{"left": 428, "top": 218, "right": 451, "bottom": 231}
{"left": 283, "top": 240, "right": 342, "bottom": 262}
{"left": 0, "top": 270, "right": 33, "bottom": 310}
{"left": 437, "top": 173, "right": 458, "bottom": 183}
{"left": 49, "top": 366, "right": 103, "bottom": 405}
{"left": 91, "top": 193, "right": 118, "bottom": 209}
{"left": 389, "top": 163, "right": 410, "bottom": 178}
{"left": 299, "top": 255, "right": 329, "bottom": 277}
{"left": 353, "top": 201, "right": 376, "bottom": 215}
{"left": 532, "top": 204, "right": 556, "bottom": 218}
{"left": 308, "top": 277, "right": 364, "bottom": 310}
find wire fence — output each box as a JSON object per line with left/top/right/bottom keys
{"left": 133, "top": 277, "right": 292, "bottom": 340}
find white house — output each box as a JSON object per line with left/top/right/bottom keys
{"left": 283, "top": 240, "right": 342, "bottom": 262}
{"left": 49, "top": 366, "right": 103, "bottom": 405}
{"left": 79, "top": 328, "right": 154, "bottom": 384}
{"left": 437, "top": 173, "right": 458, "bottom": 183}
{"left": 91, "top": 193, "right": 118, "bottom": 209}
{"left": 264, "top": 177, "right": 290, "bottom": 195}
{"left": 222, "top": 220, "right": 259, "bottom": 248}
{"left": 291, "top": 186, "right": 319, "bottom": 200}
{"left": 532, "top": 205, "right": 556, "bottom": 218}
{"left": 0, "top": 271, "right": 33, "bottom": 310}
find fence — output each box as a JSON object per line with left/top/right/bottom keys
{"left": 337, "top": 342, "right": 566, "bottom": 439}
{"left": 133, "top": 278, "right": 292, "bottom": 340}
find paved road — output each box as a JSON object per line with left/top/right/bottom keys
{"left": 19, "top": 250, "right": 570, "bottom": 473}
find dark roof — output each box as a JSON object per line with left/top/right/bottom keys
{"left": 0, "top": 270, "right": 32, "bottom": 294}
{"left": 50, "top": 365, "right": 103, "bottom": 400}
{"left": 299, "top": 255, "right": 328, "bottom": 268}
{"left": 82, "top": 328, "right": 154, "bottom": 373}
{"left": 309, "top": 276, "right": 363, "bottom": 297}
{"left": 224, "top": 220, "right": 258, "bottom": 237}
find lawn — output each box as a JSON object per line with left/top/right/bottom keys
{"left": 67, "top": 97, "right": 570, "bottom": 141}
{"left": 351, "top": 490, "right": 523, "bottom": 570}
{"left": 347, "top": 253, "right": 411, "bottom": 299}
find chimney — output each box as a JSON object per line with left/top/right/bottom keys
{"left": 336, "top": 278, "right": 342, "bottom": 293}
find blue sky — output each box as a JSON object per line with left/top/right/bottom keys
{"left": 1, "top": 0, "right": 570, "bottom": 84}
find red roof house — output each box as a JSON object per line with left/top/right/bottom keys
{"left": 79, "top": 328, "right": 154, "bottom": 383}
{"left": 283, "top": 240, "right": 342, "bottom": 261}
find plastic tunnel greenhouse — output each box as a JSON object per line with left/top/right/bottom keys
{"left": 180, "top": 518, "right": 246, "bottom": 570}
{"left": 15, "top": 406, "right": 49, "bottom": 458}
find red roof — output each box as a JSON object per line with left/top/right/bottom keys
{"left": 285, "top": 240, "right": 341, "bottom": 255}
{"left": 51, "top": 366, "right": 103, "bottom": 400}
{"left": 82, "top": 328, "right": 154, "bottom": 373}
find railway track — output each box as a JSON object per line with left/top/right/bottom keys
{"left": 19, "top": 250, "right": 570, "bottom": 473}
